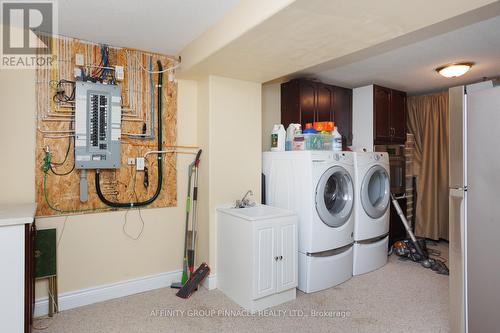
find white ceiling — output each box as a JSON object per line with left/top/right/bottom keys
{"left": 306, "top": 15, "right": 500, "bottom": 95}
{"left": 179, "top": 0, "right": 497, "bottom": 82}
{"left": 57, "top": 0, "right": 241, "bottom": 55}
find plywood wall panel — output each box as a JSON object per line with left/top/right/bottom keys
{"left": 35, "top": 36, "right": 177, "bottom": 217}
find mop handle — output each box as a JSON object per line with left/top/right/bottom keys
{"left": 190, "top": 150, "right": 202, "bottom": 269}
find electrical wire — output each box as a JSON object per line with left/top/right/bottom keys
{"left": 32, "top": 285, "right": 60, "bottom": 330}
{"left": 123, "top": 168, "right": 145, "bottom": 240}
{"left": 95, "top": 60, "right": 164, "bottom": 208}
{"left": 50, "top": 163, "right": 75, "bottom": 176}
{"left": 43, "top": 172, "right": 108, "bottom": 213}
{"left": 48, "top": 129, "right": 76, "bottom": 176}
{"left": 42, "top": 152, "right": 108, "bottom": 213}
{"left": 49, "top": 134, "right": 73, "bottom": 166}
{"left": 126, "top": 50, "right": 180, "bottom": 73}
{"left": 57, "top": 216, "right": 68, "bottom": 249}
{"left": 52, "top": 79, "right": 76, "bottom": 103}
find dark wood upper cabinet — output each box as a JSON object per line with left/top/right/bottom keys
{"left": 316, "top": 84, "right": 334, "bottom": 122}
{"left": 281, "top": 79, "right": 352, "bottom": 146}
{"left": 298, "top": 80, "right": 316, "bottom": 125}
{"left": 373, "top": 85, "right": 407, "bottom": 144}
{"left": 390, "top": 89, "right": 407, "bottom": 142}
{"left": 333, "top": 86, "right": 353, "bottom": 145}
{"left": 374, "top": 85, "right": 392, "bottom": 143}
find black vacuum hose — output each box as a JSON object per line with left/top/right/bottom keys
{"left": 95, "top": 60, "right": 164, "bottom": 208}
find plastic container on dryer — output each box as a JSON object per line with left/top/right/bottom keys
{"left": 292, "top": 134, "right": 333, "bottom": 150}
{"left": 271, "top": 124, "right": 286, "bottom": 151}
{"left": 286, "top": 123, "right": 301, "bottom": 151}
{"left": 332, "top": 126, "right": 342, "bottom": 151}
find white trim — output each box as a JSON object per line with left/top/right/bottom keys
{"left": 35, "top": 270, "right": 182, "bottom": 317}
{"left": 202, "top": 273, "right": 217, "bottom": 290}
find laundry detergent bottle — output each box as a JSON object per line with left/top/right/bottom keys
{"left": 271, "top": 124, "right": 286, "bottom": 151}
{"left": 332, "top": 126, "right": 342, "bottom": 151}
{"left": 286, "top": 123, "right": 301, "bottom": 151}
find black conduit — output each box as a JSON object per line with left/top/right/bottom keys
{"left": 95, "top": 60, "right": 164, "bottom": 208}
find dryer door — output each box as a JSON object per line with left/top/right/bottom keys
{"left": 315, "top": 166, "right": 354, "bottom": 228}
{"left": 361, "top": 165, "right": 390, "bottom": 219}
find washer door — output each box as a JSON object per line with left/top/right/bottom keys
{"left": 361, "top": 165, "right": 390, "bottom": 219}
{"left": 315, "top": 166, "right": 354, "bottom": 228}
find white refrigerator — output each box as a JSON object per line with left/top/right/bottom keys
{"left": 449, "top": 81, "right": 500, "bottom": 333}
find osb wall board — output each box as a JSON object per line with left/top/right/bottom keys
{"left": 35, "top": 36, "right": 177, "bottom": 217}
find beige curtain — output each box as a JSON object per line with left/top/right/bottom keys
{"left": 407, "top": 92, "right": 449, "bottom": 240}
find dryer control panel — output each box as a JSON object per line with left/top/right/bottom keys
{"left": 311, "top": 151, "right": 354, "bottom": 164}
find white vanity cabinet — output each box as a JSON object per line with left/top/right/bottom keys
{"left": 217, "top": 205, "right": 297, "bottom": 313}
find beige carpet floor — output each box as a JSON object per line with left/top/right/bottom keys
{"left": 37, "top": 242, "right": 449, "bottom": 333}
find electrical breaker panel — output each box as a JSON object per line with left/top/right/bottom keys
{"left": 75, "top": 82, "right": 121, "bottom": 169}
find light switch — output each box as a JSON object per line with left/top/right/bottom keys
{"left": 115, "top": 66, "right": 124, "bottom": 81}
{"left": 75, "top": 53, "right": 84, "bottom": 66}
{"left": 136, "top": 157, "right": 145, "bottom": 171}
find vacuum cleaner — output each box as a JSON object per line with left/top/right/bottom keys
{"left": 390, "top": 193, "right": 449, "bottom": 275}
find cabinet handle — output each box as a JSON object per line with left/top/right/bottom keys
{"left": 275, "top": 256, "right": 279, "bottom": 261}
{"left": 279, "top": 256, "right": 283, "bottom": 260}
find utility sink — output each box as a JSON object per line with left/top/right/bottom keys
{"left": 217, "top": 204, "right": 295, "bottom": 221}
{"left": 217, "top": 203, "right": 298, "bottom": 312}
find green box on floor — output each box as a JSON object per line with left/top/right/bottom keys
{"left": 34, "top": 228, "right": 56, "bottom": 279}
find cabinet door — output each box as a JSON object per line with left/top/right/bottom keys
{"left": 333, "top": 86, "right": 353, "bottom": 146}
{"left": 253, "top": 224, "right": 276, "bottom": 299}
{"left": 276, "top": 222, "right": 297, "bottom": 292}
{"left": 374, "top": 85, "right": 392, "bottom": 143}
{"left": 316, "top": 84, "right": 334, "bottom": 123}
{"left": 390, "top": 90, "right": 407, "bottom": 143}
{"left": 280, "top": 80, "right": 300, "bottom": 129}
{"left": 299, "top": 80, "right": 316, "bottom": 127}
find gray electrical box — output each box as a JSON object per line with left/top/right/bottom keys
{"left": 74, "top": 81, "right": 121, "bottom": 169}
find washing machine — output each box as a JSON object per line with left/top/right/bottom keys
{"left": 262, "top": 151, "right": 355, "bottom": 293}
{"left": 352, "top": 152, "right": 391, "bottom": 275}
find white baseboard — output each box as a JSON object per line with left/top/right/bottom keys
{"left": 35, "top": 270, "right": 182, "bottom": 317}
{"left": 202, "top": 274, "right": 217, "bottom": 290}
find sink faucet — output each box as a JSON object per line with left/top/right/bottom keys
{"left": 235, "top": 190, "right": 255, "bottom": 208}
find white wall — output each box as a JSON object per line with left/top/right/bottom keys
{"left": 208, "top": 75, "right": 262, "bottom": 272}
{"left": 0, "top": 69, "right": 199, "bottom": 299}
{"left": 352, "top": 85, "right": 374, "bottom": 152}
{"left": 0, "top": 70, "right": 262, "bottom": 300}
{"left": 196, "top": 75, "right": 262, "bottom": 275}
{"left": 0, "top": 69, "right": 36, "bottom": 204}
{"left": 195, "top": 77, "right": 210, "bottom": 267}
{"left": 262, "top": 82, "right": 281, "bottom": 151}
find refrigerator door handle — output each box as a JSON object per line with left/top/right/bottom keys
{"left": 450, "top": 186, "right": 468, "bottom": 194}
{"left": 450, "top": 189, "right": 465, "bottom": 198}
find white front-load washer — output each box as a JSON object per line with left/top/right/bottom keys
{"left": 353, "top": 152, "right": 391, "bottom": 275}
{"left": 263, "top": 151, "right": 355, "bottom": 293}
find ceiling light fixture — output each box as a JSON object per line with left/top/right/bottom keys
{"left": 436, "top": 62, "right": 474, "bottom": 78}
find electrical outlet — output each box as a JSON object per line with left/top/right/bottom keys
{"left": 75, "top": 53, "right": 84, "bottom": 66}
{"left": 127, "top": 158, "right": 135, "bottom": 165}
{"left": 136, "top": 157, "right": 145, "bottom": 171}
{"left": 74, "top": 67, "right": 82, "bottom": 79}
{"left": 115, "top": 66, "right": 124, "bottom": 81}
